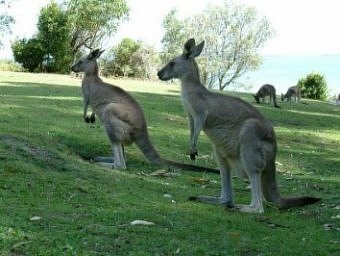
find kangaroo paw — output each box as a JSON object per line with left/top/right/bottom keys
{"left": 235, "top": 204, "right": 264, "bottom": 213}
{"left": 189, "top": 151, "right": 198, "bottom": 160}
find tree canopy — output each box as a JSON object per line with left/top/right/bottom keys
{"left": 161, "top": 9, "right": 186, "bottom": 63}
{"left": 67, "top": 0, "right": 129, "bottom": 56}
{"left": 0, "top": 0, "right": 15, "bottom": 48}
{"left": 37, "top": 1, "right": 72, "bottom": 72}
{"left": 11, "top": 0, "right": 129, "bottom": 73}
{"left": 161, "top": 1, "right": 274, "bottom": 90}
{"left": 12, "top": 1, "right": 71, "bottom": 73}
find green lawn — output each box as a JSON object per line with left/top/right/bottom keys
{"left": 0, "top": 71, "right": 339, "bottom": 255}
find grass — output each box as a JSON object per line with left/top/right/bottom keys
{"left": 0, "top": 71, "right": 339, "bottom": 255}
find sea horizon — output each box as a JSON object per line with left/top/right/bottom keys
{"left": 237, "top": 54, "right": 339, "bottom": 97}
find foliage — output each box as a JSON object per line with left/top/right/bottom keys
{"left": 160, "top": 1, "right": 274, "bottom": 90}
{"left": 128, "top": 42, "right": 160, "bottom": 79}
{"left": 102, "top": 38, "right": 140, "bottom": 77}
{"left": 0, "top": 0, "right": 15, "bottom": 47}
{"left": 11, "top": 38, "right": 44, "bottom": 72}
{"left": 160, "top": 8, "right": 186, "bottom": 63}
{"left": 37, "top": 1, "right": 72, "bottom": 73}
{"left": 0, "top": 59, "right": 24, "bottom": 71}
{"left": 102, "top": 39, "right": 160, "bottom": 79}
{"left": 0, "top": 72, "right": 339, "bottom": 255}
{"left": 297, "top": 72, "right": 328, "bottom": 100}
{"left": 67, "top": 0, "right": 129, "bottom": 56}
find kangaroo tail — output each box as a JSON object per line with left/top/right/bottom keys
{"left": 134, "top": 130, "right": 164, "bottom": 166}
{"left": 279, "top": 196, "right": 321, "bottom": 209}
{"left": 261, "top": 159, "right": 320, "bottom": 209}
{"left": 134, "top": 130, "right": 218, "bottom": 173}
{"left": 163, "top": 159, "right": 219, "bottom": 174}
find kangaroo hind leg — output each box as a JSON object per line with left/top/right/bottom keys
{"left": 189, "top": 146, "right": 233, "bottom": 207}
{"left": 102, "top": 107, "right": 131, "bottom": 170}
{"left": 237, "top": 121, "right": 266, "bottom": 213}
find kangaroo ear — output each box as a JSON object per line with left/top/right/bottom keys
{"left": 183, "top": 38, "right": 196, "bottom": 57}
{"left": 87, "top": 49, "right": 102, "bottom": 60}
{"left": 194, "top": 41, "right": 205, "bottom": 57}
{"left": 98, "top": 49, "right": 105, "bottom": 57}
{"left": 183, "top": 39, "right": 204, "bottom": 58}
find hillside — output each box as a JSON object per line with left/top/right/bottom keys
{"left": 0, "top": 71, "right": 339, "bottom": 255}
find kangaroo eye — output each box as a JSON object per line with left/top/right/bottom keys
{"left": 169, "top": 61, "right": 175, "bottom": 68}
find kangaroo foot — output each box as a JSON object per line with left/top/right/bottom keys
{"left": 235, "top": 204, "right": 264, "bottom": 213}
{"left": 92, "top": 156, "right": 114, "bottom": 163}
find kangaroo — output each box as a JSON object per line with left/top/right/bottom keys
{"left": 281, "top": 86, "right": 301, "bottom": 103}
{"left": 70, "top": 49, "right": 218, "bottom": 173}
{"left": 157, "top": 39, "right": 320, "bottom": 213}
{"left": 253, "top": 84, "right": 280, "bottom": 108}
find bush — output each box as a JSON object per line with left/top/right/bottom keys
{"left": 11, "top": 38, "right": 45, "bottom": 72}
{"left": 297, "top": 72, "right": 328, "bottom": 100}
{"left": 0, "top": 60, "right": 25, "bottom": 72}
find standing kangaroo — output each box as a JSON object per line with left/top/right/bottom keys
{"left": 71, "top": 49, "right": 218, "bottom": 173}
{"left": 281, "top": 85, "right": 301, "bottom": 103}
{"left": 157, "top": 39, "right": 320, "bottom": 213}
{"left": 253, "top": 84, "right": 280, "bottom": 108}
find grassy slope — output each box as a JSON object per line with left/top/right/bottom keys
{"left": 0, "top": 71, "right": 339, "bottom": 255}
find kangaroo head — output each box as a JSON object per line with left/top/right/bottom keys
{"left": 157, "top": 38, "right": 205, "bottom": 81}
{"left": 253, "top": 94, "right": 260, "bottom": 103}
{"left": 281, "top": 93, "right": 284, "bottom": 101}
{"left": 71, "top": 49, "right": 105, "bottom": 74}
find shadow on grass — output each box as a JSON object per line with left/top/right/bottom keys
{"left": 1, "top": 80, "right": 339, "bottom": 177}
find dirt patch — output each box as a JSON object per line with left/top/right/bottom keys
{"left": 0, "top": 134, "right": 65, "bottom": 168}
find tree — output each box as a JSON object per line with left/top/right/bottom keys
{"left": 161, "top": 1, "right": 273, "bottom": 90}
{"left": 111, "top": 38, "right": 140, "bottom": 77}
{"left": 37, "top": 1, "right": 72, "bottom": 73}
{"left": 67, "top": 0, "right": 129, "bottom": 57}
{"left": 297, "top": 72, "right": 328, "bottom": 100}
{"left": 129, "top": 42, "right": 160, "bottom": 79}
{"left": 0, "top": 0, "right": 15, "bottom": 47}
{"left": 11, "top": 38, "right": 44, "bottom": 72}
{"left": 160, "top": 9, "right": 186, "bottom": 63}
{"left": 186, "top": 2, "right": 273, "bottom": 90}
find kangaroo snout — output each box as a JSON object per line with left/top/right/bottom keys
{"left": 71, "top": 64, "right": 78, "bottom": 73}
{"left": 157, "top": 69, "right": 169, "bottom": 81}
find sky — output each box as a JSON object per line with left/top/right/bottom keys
{"left": 1, "top": 0, "right": 340, "bottom": 59}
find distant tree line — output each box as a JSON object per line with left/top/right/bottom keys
{"left": 11, "top": 0, "right": 129, "bottom": 73}
{"left": 8, "top": 0, "right": 277, "bottom": 90}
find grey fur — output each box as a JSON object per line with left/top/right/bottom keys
{"left": 281, "top": 85, "right": 301, "bottom": 103}
{"left": 253, "top": 84, "right": 280, "bottom": 108}
{"left": 71, "top": 49, "right": 218, "bottom": 173}
{"left": 158, "top": 38, "right": 320, "bottom": 213}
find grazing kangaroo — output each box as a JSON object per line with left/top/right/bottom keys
{"left": 253, "top": 84, "right": 280, "bottom": 108}
{"left": 71, "top": 49, "right": 218, "bottom": 173}
{"left": 281, "top": 86, "right": 301, "bottom": 103}
{"left": 157, "top": 39, "right": 320, "bottom": 213}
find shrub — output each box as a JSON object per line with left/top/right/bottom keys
{"left": 11, "top": 38, "right": 45, "bottom": 72}
{"left": 0, "top": 60, "right": 25, "bottom": 72}
{"left": 297, "top": 72, "right": 328, "bottom": 100}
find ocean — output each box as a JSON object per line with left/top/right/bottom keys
{"left": 237, "top": 55, "right": 340, "bottom": 97}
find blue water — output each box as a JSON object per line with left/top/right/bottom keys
{"left": 238, "top": 55, "right": 340, "bottom": 96}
